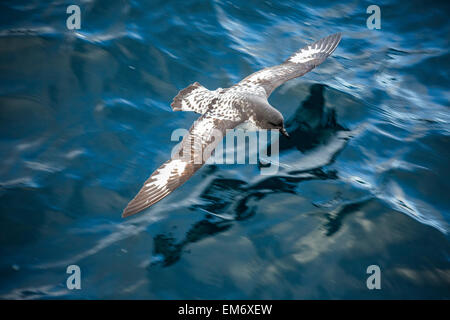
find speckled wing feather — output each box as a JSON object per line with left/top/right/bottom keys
{"left": 171, "top": 82, "right": 219, "bottom": 114}
{"left": 122, "top": 113, "right": 242, "bottom": 217}
{"left": 236, "top": 33, "right": 341, "bottom": 97}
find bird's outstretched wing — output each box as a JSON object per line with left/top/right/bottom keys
{"left": 122, "top": 114, "right": 241, "bottom": 217}
{"left": 236, "top": 33, "right": 341, "bottom": 97}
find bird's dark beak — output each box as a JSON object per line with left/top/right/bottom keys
{"left": 280, "top": 127, "right": 290, "bottom": 138}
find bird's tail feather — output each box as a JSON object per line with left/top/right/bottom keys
{"left": 171, "top": 82, "right": 213, "bottom": 114}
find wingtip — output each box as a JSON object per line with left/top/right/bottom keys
{"left": 324, "top": 32, "right": 342, "bottom": 55}
{"left": 121, "top": 208, "right": 131, "bottom": 218}
{"left": 121, "top": 206, "right": 139, "bottom": 218}
{"left": 334, "top": 32, "right": 342, "bottom": 43}
{"left": 327, "top": 32, "right": 342, "bottom": 44}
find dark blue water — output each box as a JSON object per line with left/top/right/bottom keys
{"left": 0, "top": 0, "right": 449, "bottom": 299}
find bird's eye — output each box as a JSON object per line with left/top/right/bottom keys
{"left": 269, "top": 121, "right": 281, "bottom": 127}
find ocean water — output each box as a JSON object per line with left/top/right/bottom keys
{"left": 0, "top": 0, "right": 449, "bottom": 299}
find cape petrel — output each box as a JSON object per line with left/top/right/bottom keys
{"left": 122, "top": 33, "right": 341, "bottom": 217}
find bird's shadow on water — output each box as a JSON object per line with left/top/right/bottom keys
{"left": 150, "top": 84, "right": 354, "bottom": 267}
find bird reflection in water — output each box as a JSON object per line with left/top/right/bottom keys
{"left": 151, "top": 84, "right": 351, "bottom": 267}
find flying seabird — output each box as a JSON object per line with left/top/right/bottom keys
{"left": 122, "top": 33, "right": 342, "bottom": 217}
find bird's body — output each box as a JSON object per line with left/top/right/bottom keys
{"left": 122, "top": 33, "right": 342, "bottom": 217}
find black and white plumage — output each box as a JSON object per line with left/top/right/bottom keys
{"left": 122, "top": 33, "right": 341, "bottom": 217}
